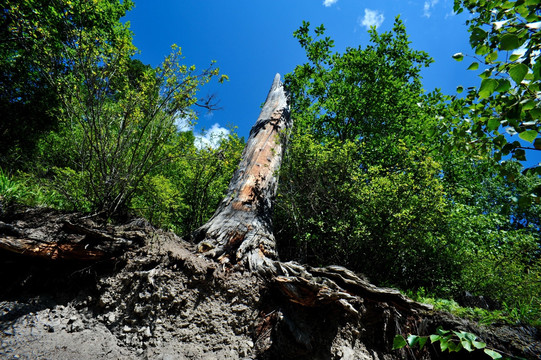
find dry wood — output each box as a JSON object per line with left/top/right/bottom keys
{"left": 193, "top": 73, "right": 292, "bottom": 271}
{"left": 0, "top": 236, "right": 106, "bottom": 260}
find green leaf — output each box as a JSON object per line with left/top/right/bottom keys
{"left": 509, "top": 54, "right": 521, "bottom": 62}
{"left": 479, "top": 69, "right": 493, "bottom": 79}
{"left": 464, "top": 332, "right": 477, "bottom": 342}
{"left": 472, "top": 340, "right": 486, "bottom": 349}
{"left": 392, "top": 335, "right": 407, "bottom": 350}
{"left": 487, "top": 118, "right": 501, "bottom": 131}
{"left": 467, "top": 62, "right": 479, "bottom": 70}
{"left": 499, "top": 33, "right": 520, "bottom": 50}
{"left": 418, "top": 337, "right": 428, "bottom": 350}
{"left": 519, "top": 129, "right": 538, "bottom": 143}
{"left": 453, "top": 53, "right": 464, "bottom": 61}
{"left": 515, "top": 148, "right": 526, "bottom": 161}
{"left": 484, "top": 349, "right": 503, "bottom": 359}
{"left": 448, "top": 341, "right": 462, "bottom": 352}
{"left": 530, "top": 108, "right": 541, "bottom": 119}
{"left": 430, "top": 334, "right": 441, "bottom": 342}
{"left": 461, "top": 339, "right": 473, "bottom": 352}
{"left": 436, "top": 328, "right": 450, "bottom": 335}
{"left": 407, "top": 335, "right": 419, "bottom": 347}
{"left": 457, "top": 86, "right": 464, "bottom": 93}
{"left": 479, "top": 79, "right": 498, "bottom": 99}
{"left": 534, "top": 138, "right": 541, "bottom": 150}
{"left": 485, "top": 51, "right": 498, "bottom": 63}
{"left": 440, "top": 340, "right": 449, "bottom": 352}
{"left": 521, "top": 99, "right": 535, "bottom": 111}
{"left": 475, "top": 44, "right": 490, "bottom": 56}
{"left": 509, "top": 63, "right": 528, "bottom": 84}
{"left": 496, "top": 79, "right": 511, "bottom": 93}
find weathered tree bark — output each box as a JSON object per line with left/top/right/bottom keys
{"left": 192, "top": 73, "right": 292, "bottom": 271}
{"left": 0, "top": 213, "right": 144, "bottom": 261}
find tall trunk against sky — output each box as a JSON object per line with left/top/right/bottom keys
{"left": 192, "top": 73, "right": 291, "bottom": 271}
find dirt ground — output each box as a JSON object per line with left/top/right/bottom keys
{"left": 0, "top": 208, "right": 539, "bottom": 360}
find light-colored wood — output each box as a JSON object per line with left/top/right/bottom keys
{"left": 193, "top": 74, "right": 292, "bottom": 271}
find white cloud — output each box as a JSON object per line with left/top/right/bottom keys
{"left": 194, "top": 123, "right": 230, "bottom": 149}
{"left": 323, "top": 0, "right": 338, "bottom": 7}
{"left": 359, "top": 9, "right": 384, "bottom": 30}
{"left": 423, "top": 0, "right": 439, "bottom": 18}
{"left": 174, "top": 116, "right": 193, "bottom": 132}
{"left": 175, "top": 117, "right": 230, "bottom": 149}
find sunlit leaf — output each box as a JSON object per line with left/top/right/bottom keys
{"left": 484, "top": 349, "right": 503, "bottom": 359}
{"left": 472, "top": 340, "right": 486, "bottom": 349}
{"left": 509, "top": 63, "right": 528, "bottom": 84}
{"left": 440, "top": 340, "right": 449, "bottom": 352}
{"left": 407, "top": 335, "right": 420, "bottom": 346}
{"left": 519, "top": 130, "right": 538, "bottom": 143}
{"left": 485, "top": 52, "right": 498, "bottom": 63}
{"left": 453, "top": 52, "right": 464, "bottom": 61}
{"left": 479, "top": 79, "right": 498, "bottom": 98}
{"left": 487, "top": 118, "right": 500, "bottom": 131}
{"left": 525, "top": 21, "right": 541, "bottom": 30}
{"left": 467, "top": 62, "right": 479, "bottom": 70}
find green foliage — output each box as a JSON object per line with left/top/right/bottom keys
{"left": 3, "top": 0, "right": 225, "bottom": 218}
{"left": 393, "top": 328, "right": 508, "bottom": 359}
{"left": 0, "top": 0, "right": 63, "bottom": 168}
{"left": 407, "top": 288, "right": 540, "bottom": 327}
{"left": 0, "top": 168, "right": 65, "bottom": 213}
{"left": 132, "top": 131, "right": 244, "bottom": 236}
{"left": 0, "top": 169, "right": 27, "bottom": 211}
{"left": 278, "top": 18, "right": 460, "bottom": 289}
{"left": 452, "top": 0, "right": 541, "bottom": 175}
{"left": 279, "top": 16, "right": 540, "bottom": 325}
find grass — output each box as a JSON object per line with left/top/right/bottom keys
{"left": 0, "top": 168, "right": 66, "bottom": 212}
{"left": 406, "top": 288, "right": 540, "bottom": 327}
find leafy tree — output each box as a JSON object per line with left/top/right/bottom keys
{"left": 279, "top": 17, "right": 540, "bottom": 320}
{"left": 278, "top": 18, "right": 458, "bottom": 288}
{"left": 452, "top": 0, "right": 541, "bottom": 174}
{"left": 132, "top": 130, "right": 244, "bottom": 236}
{"left": 5, "top": 0, "right": 226, "bottom": 217}
{"left": 0, "top": 0, "right": 65, "bottom": 167}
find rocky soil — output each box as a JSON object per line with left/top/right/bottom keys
{"left": 0, "top": 208, "right": 539, "bottom": 359}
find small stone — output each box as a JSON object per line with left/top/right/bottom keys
{"left": 141, "top": 326, "right": 152, "bottom": 338}
{"left": 247, "top": 340, "right": 254, "bottom": 348}
{"left": 108, "top": 313, "right": 116, "bottom": 323}
{"left": 44, "top": 324, "right": 54, "bottom": 332}
{"left": 123, "top": 325, "right": 133, "bottom": 333}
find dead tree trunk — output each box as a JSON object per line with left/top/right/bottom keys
{"left": 192, "top": 73, "right": 292, "bottom": 271}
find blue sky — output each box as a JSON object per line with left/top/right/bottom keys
{"left": 123, "top": 0, "right": 539, "bottom": 166}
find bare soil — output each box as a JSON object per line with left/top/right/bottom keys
{"left": 0, "top": 208, "right": 539, "bottom": 359}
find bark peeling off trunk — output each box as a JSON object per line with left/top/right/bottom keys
{"left": 192, "top": 73, "right": 291, "bottom": 271}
